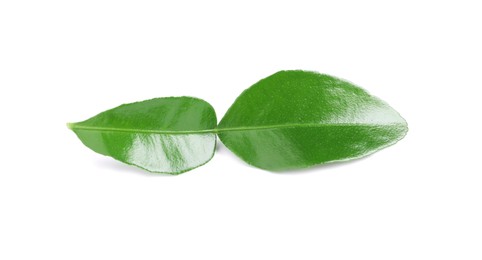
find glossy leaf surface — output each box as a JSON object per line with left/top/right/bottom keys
{"left": 217, "top": 70, "right": 408, "bottom": 171}
{"left": 68, "top": 97, "right": 217, "bottom": 174}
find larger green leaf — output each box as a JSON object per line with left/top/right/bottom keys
{"left": 68, "top": 97, "right": 217, "bottom": 174}
{"left": 217, "top": 70, "right": 408, "bottom": 171}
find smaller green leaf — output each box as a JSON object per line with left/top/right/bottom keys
{"left": 68, "top": 97, "right": 217, "bottom": 174}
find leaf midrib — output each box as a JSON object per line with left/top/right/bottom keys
{"left": 67, "top": 122, "right": 405, "bottom": 135}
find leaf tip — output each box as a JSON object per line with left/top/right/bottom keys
{"left": 66, "top": 122, "right": 75, "bottom": 130}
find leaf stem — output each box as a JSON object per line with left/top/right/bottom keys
{"left": 67, "top": 123, "right": 218, "bottom": 134}
{"left": 67, "top": 122, "right": 406, "bottom": 135}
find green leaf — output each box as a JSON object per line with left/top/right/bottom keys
{"left": 68, "top": 97, "right": 217, "bottom": 174}
{"left": 217, "top": 70, "right": 408, "bottom": 171}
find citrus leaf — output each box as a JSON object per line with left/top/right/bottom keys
{"left": 217, "top": 70, "right": 408, "bottom": 171}
{"left": 68, "top": 97, "right": 217, "bottom": 174}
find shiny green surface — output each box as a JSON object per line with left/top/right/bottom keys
{"left": 218, "top": 70, "right": 408, "bottom": 171}
{"left": 68, "top": 97, "right": 217, "bottom": 174}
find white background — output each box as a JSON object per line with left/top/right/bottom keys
{"left": 1, "top": 1, "right": 481, "bottom": 259}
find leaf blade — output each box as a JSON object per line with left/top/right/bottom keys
{"left": 69, "top": 97, "right": 217, "bottom": 174}
{"left": 218, "top": 70, "right": 408, "bottom": 171}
